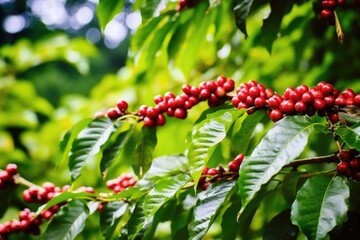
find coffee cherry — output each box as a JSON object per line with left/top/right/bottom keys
{"left": 174, "top": 108, "right": 187, "bottom": 119}
{"left": 320, "top": 9, "right": 334, "bottom": 19}
{"left": 116, "top": 100, "right": 128, "bottom": 111}
{"left": 5, "top": 164, "right": 18, "bottom": 176}
{"left": 349, "top": 158, "right": 360, "bottom": 170}
{"left": 337, "top": 161, "right": 349, "bottom": 173}
{"left": 269, "top": 109, "right": 283, "bottom": 121}
{"left": 313, "top": 99, "right": 326, "bottom": 111}
{"left": 280, "top": 100, "right": 295, "bottom": 115}
{"left": 339, "top": 150, "right": 352, "bottom": 162}
{"left": 254, "top": 96, "right": 266, "bottom": 108}
{"left": 295, "top": 101, "right": 307, "bottom": 114}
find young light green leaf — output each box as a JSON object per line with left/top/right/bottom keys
{"left": 100, "top": 201, "right": 128, "bottom": 238}
{"left": 188, "top": 181, "right": 236, "bottom": 240}
{"left": 43, "top": 200, "right": 98, "bottom": 240}
{"left": 143, "top": 173, "right": 191, "bottom": 220}
{"left": 69, "top": 118, "right": 118, "bottom": 180}
{"left": 142, "top": 154, "right": 188, "bottom": 181}
{"left": 335, "top": 124, "right": 360, "bottom": 151}
{"left": 35, "top": 191, "right": 96, "bottom": 216}
{"left": 233, "top": 0, "right": 254, "bottom": 37}
{"left": 96, "top": 0, "right": 125, "bottom": 31}
{"left": 291, "top": 175, "right": 349, "bottom": 240}
{"left": 187, "top": 109, "right": 244, "bottom": 188}
{"left": 238, "top": 116, "right": 319, "bottom": 212}
{"left": 133, "top": 126, "right": 157, "bottom": 177}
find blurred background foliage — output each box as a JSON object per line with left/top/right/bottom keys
{"left": 1, "top": 0, "right": 360, "bottom": 239}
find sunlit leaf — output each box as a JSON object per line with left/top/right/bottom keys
{"left": 291, "top": 175, "right": 349, "bottom": 240}
{"left": 132, "top": 126, "right": 157, "bottom": 177}
{"left": 43, "top": 200, "right": 98, "bottom": 240}
{"left": 188, "top": 109, "right": 244, "bottom": 188}
{"left": 335, "top": 124, "right": 360, "bottom": 151}
{"left": 69, "top": 118, "right": 118, "bottom": 180}
{"left": 100, "top": 201, "right": 128, "bottom": 238}
{"left": 126, "top": 197, "right": 146, "bottom": 240}
{"left": 238, "top": 116, "right": 320, "bottom": 212}
{"left": 97, "top": 0, "right": 125, "bottom": 31}
{"left": 143, "top": 173, "right": 191, "bottom": 220}
{"left": 188, "top": 181, "right": 236, "bottom": 240}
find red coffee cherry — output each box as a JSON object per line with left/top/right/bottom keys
{"left": 116, "top": 100, "right": 128, "bottom": 111}
{"left": 269, "top": 109, "right": 283, "bottom": 121}
{"left": 320, "top": 9, "right": 334, "bottom": 19}
{"left": 339, "top": 150, "right": 352, "bottom": 162}
{"left": 337, "top": 161, "right": 349, "bottom": 174}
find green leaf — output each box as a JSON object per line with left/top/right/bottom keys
{"left": 35, "top": 191, "right": 96, "bottom": 216}
{"left": 126, "top": 197, "right": 146, "bottom": 240}
{"left": 69, "top": 118, "right": 117, "bottom": 180}
{"left": 281, "top": 172, "right": 302, "bottom": 204}
{"left": 233, "top": 0, "right": 254, "bottom": 37}
{"left": 291, "top": 175, "right": 349, "bottom": 240}
{"left": 59, "top": 118, "right": 92, "bottom": 165}
{"left": 143, "top": 173, "right": 191, "bottom": 220}
{"left": 263, "top": 209, "right": 298, "bottom": 240}
{"left": 209, "top": 0, "right": 222, "bottom": 9}
{"left": 96, "top": 0, "right": 125, "bottom": 31}
{"left": 43, "top": 200, "right": 98, "bottom": 240}
{"left": 231, "top": 110, "right": 266, "bottom": 155}
{"left": 137, "top": 0, "right": 170, "bottom": 22}
{"left": 260, "top": 1, "right": 294, "bottom": 52}
{"left": 335, "top": 124, "right": 360, "bottom": 151}
{"left": 238, "top": 116, "right": 319, "bottom": 212}
{"left": 111, "top": 186, "right": 149, "bottom": 201}
{"left": 100, "top": 129, "right": 132, "bottom": 175}
{"left": 100, "top": 201, "right": 128, "bottom": 238}
{"left": 142, "top": 154, "right": 188, "bottom": 181}
{"left": 132, "top": 126, "right": 157, "bottom": 177}
{"left": 187, "top": 109, "right": 244, "bottom": 188}
{"left": 188, "top": 181, "right": 237, "bottom": 240}
{"left": 221, "top": 187, "right": 242, "bottom": 240}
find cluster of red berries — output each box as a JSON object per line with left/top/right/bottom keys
{"left": 337, "top": 149, "right": 360, "bottom": 181}
{"left": 106, "top": 173, "right": 137, "bottom": 193}
{"left": 232, "top": 80, "right": 360, "bottom": 122}
{"left": 320, "top": 0, "right": 345, "bottom": 25}
{"left": 198, "top": 153, "right": 244, "bottom": 190}
{"left": 22, "top": 182, "right": 69, "bottom": 204}
{"left": 177, "top": 0, "right": 198, "bottom": 11}
{"left": 0, "top": 164, "right": 18, "bottom": 189}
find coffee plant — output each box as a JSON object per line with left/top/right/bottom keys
{"left": 1, "top": 0, "right": 360, "bottom": 239}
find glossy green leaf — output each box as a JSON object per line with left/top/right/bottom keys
{"left": 126, "top": 197, "right": 146, "bottom": 240}
{"left": 209, "top": 0, "right": 222, "bottom": 9}
{"left": 35, "top": 191, "right": 96, "bottom": 216}
{"left": 69, "top": 118, "right": 117, "bottom": 180}
{"left": 96, "top": 0, "right": 125, "bottom": 31}
{"left": 143, "top": 173, "right": 191, "bottom": 220}
{"left": 100, "top": 201, "right": 128, "bottom": 238}
{"left": 238, "top": 116, "right": 319, "bottom": 212}
{"left": 188, "top": 181, "right": 236, "bottom": 240}
{"left": 43, "top": 200, "right": 98, "bottom": 240}
{"left": 335, "top": 124, "right": 360, "bottom": 151}
{"left": 233, "top": 0, "right": 254, "bottom": 37}
{"left": 100, "top": 129, "right": 132, "bottom": 175}
{"left": 132, "top": 126, "right": 157, "bottom": 177}
{"left": 221, "top": 186, "right": 242, "bottom": 240}
{"left": 142, "top": 154, "right": 188, "bottom": 181}
{"left": 188, "top": 109, "right": 244, "bottom": 188}
{"left": 263, "top": 209, "right": 298, "bottom": 240}
{"left": 291, "top": 175, "right": 349, "bottom": 240}
{"left": 111, "top": 186, "right": 149, "bottom": 201}
{"left": 231, "top": 110, "right": 266, "bottom": 155}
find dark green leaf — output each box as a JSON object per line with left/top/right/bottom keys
{"left": 187, "top": 109, "right": 244, "bottom": 188}
{"left": 133, "top": 126, "right": 157, "bottom": 177}
{"left": 221, "top": 186, "right": 242, "bottom": 240}
{"left": 143, "top": 173, "right": 191, "bottom": 220}
{"left": 100, "top": 201, "right": 128, "bottom": 238}
{"left": 231, "top": 110, "right": 265, "bottom": 155}
{"left": 188, "top": 181, "right": 237, "bottom": 240}
{"left": 100, "top": 129, "right": 132, "bottom": 175}
{"left": 335, "top": 125, "right": 360, "bottom": 151}
{"left": 260, "top": 1, "right": 294, "bottom": 52}
{"left": 233, "top": 0, "right": 254, "bottom": 37}
{"left": 142, "top": 154, "right": 188, "bottom": 181}
{"left": 291, "top": 175, "right": 349, "bottom": 240}
{"left": 69, "top": 118, "right": 117, "bottom": 180}
{"left": 281, "top": 172, "right": 302, "bottom": 204}
{"left": 238, "top": 116, "right": 319, "bottom": 212}
{"left": 96, "top": 0, "right": 125, "bottom": 31}
{"left": 43, "top": 200, "right": 98, "bottom": 240}
{"left": 263, "top": 209, "right": 298, "bottom": 240}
